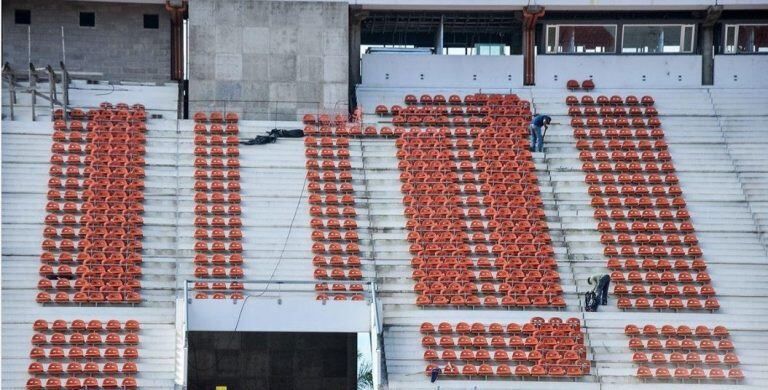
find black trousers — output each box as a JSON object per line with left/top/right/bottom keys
{"left": 595, "top": 275, "right": 610, "bottom": 305}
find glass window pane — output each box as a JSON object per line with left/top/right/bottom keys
{"left": 682, "top": 26, "right": 694, "bottom": 53}
{"left": 737, "top": 25, "right": 768, "bottom": 53}
{"left": 549, "top": 25, "right": 615, "bottom": 53}
{"left": 547, "top": 26, "right": 557, "bottom": 53}
{"left": 623, "top": 25, "right": 683, "bottom": 53}
{"left": 725, "top": 25, "right": 736, "bottom": 53}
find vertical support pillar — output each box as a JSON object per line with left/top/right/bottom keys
{"left": 3, "top": 63, "right": 16, "bottom": 121}
{"left": 166, "top": 1, "right": 187, "bottom": 81}
{"left": 29, "top": 63, "right": 37, "bottom": 121}
{"left": 702, "top": 5, "right": 723, "bottom": 86}
{"left": 348, "top": 7, "right": 368, "bottom": 113}
{"left": 60, "top": 61, "right": 69, "bottom": 109}
{"left": 522, "top": 6, "right": 545, "bottom": 86}
{"left": 435, "top": 15, "right": 445, "bottom": 55}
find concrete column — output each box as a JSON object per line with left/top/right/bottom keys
{"left": 701, "top": 5, "right": 723, "bottom": 86}
{"left": 165, "top": 0, "right": 187, "bottom": 81}
{"left": 348, "top": 8, "right": 367, "bottom": 112}
{"left": 701, "top": 25, "right": 714, "bottom": 85}
{"left": 522, "top": 6, "right": 545, "bottom": 86}
{"left": 435, "top": 15, "right": 444, "bottom": 55}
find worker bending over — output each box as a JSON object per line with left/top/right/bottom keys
{"left": 529, "top": 114, "right": 552, "bottom": 153}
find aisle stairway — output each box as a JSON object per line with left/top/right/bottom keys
{"left": 709, "top": 89, "right": 768, "bottom": 249}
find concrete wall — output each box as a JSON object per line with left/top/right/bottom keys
{"left": 361, "top": 54, "right": 525, "bottom": 88}
{"left": 714, "top": 55, "right": 768, "bottom": 88}
{"left": 188, "top": 0, "right": 348, "bottom": 120}
{"left": 536, "top": 55, "right": 702, "bottom": 88}
{"left": 1, "top": 0, "right": 171, "bottom": 82}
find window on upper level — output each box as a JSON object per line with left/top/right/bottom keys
{"left": 79, "top": 12, "right": 95, "bottom": 28}
{"left": 545, "top": 25, "right": 617, "bottom": 53}
{"left": 622, "top": 24, "right": 695, "bottom": 53}
{"left": 144, "top": 14, "right": 159, "bottom": 29}
{"left": 724, "top": 24, "right": 768, "bottom": 53}
{"left": 15, "top": 9, "right": 31, "bottom": 25}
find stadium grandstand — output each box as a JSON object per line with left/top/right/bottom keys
{"left": 3, "top": 0, "right": 768, "bottom": 389}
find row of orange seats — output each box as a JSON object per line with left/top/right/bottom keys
{"left": 192, "top": 117, "right": 244, "bottom": 300}
{"left": 416, "top": 293, "right": 564, "bottom": 307}
{"left": 636, "top": 366, "right": 743, "bottom": 381}
{"left": 417, "top": 280, "right": 561, "bottom": 294}
{"left": 569, "top": 105, "right": 658, "bottom": 117}
{"left": 193, "top": 111, "right": 239, "bottom": 124}
{"left": 579, "top": 150, "right": 671, "bottom": 163}
{"left": 307, "top": 122, "right": 364, "bottom": 292}
{"left": 632, "top": 351, "right": 739, "bottom": 364}
{"left": 29, "top": 361, "right": 137, "bottom": 375}
{"left": 31, "top": 332, "right": 139, "bottom": 345}
{"left": 424, "top": 348, "right": 583, "bottom": 362}
{"left": 577, "top": 138, "right": 667, "bottom": 151}
{"left": 403, "top": 93, "right": 528, "bottom": 106}
{"left": 425, "top": 362, "right": 588, "bottom": 378}
{"left": 421, "top": 317, "right": 582, "bottom": 334}
{"left": 567, "top": 95, "right": 654, "bottom": 106}
{"left": 194, "top": 280, "right": 245, "bottom": 297}
{"left": 54, "top": 103, "right": 147, "bottom": 123}
{"left": 566, "top": 79, "right": 595, "bottom": 91}
{"left": 392, "top": 115, "right": 529, "bottom": 127}
{"left": 583, "top": 161, "right": 674, "bottom": 174}
{"left": 52, "top": 131, "right": 146, "bottom": 145}
{"left": 377, "top": 104, "right": 530, "bottom": 117}
{"left": 50, "top": 139, "right": 145, "bottom": 155}
{"left": 193, "top": 122, "right": 239, "bottom": 135}
{"left": 33, "top": 319, "right": 139, "bottom": 332}
{"left": 26, "top": 377, "right": 137, "bottom": 389}
{"left": 30, "top": 346, "right": 138, "bottom": 360}
{"left": 618, "top": 296, "right": 719, "bottom": 310}
{"left": 572, "top": 116, "right": 661, "bottom": 128}
{"left": 53, "top": 119, "right": 147, "bottom": 134}
{"left": 608, "top": 257, "right": 705, "bottom": 271}
{"left": 412, "top": 256, "right": 557, "bottom": 270}
{"left": 575, "top": 127, "right": 665, "bottom": 140}
{"left": 193, "top": 134, "right": 240, "bottom": 146}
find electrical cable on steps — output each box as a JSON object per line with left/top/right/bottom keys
{"left": 232, "top": 164, "right": 308, "bottom": 331}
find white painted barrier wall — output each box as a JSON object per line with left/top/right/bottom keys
{"left": 536, "top": 55, "right": 702, "bottom": 88}
{"left": 187, "top": 297, "right": 371, "bottom": 332}
{"left": 714, "top": 55, "right": 768, "bottom": 88}
{"left": 361, "top": 54, "right": 524, "bottom": 88}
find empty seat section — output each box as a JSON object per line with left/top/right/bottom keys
{"left": 626, "top": 323, "right": 743, "bottom": 381}
{"left": 421, "top": 317, "right": 590, "bottom": 379}
{"left": 382, "top": 93, "right": 563, "bottom": 308}
{"left": 191, "top": 113, "right": 245, "bottom": 300}
{"left": 27, "top": 318, "right": 140, "bottom": 387}
{"left": 305, "top": 110, "right": 365, "bottom": 301}
{"left": 40, "top": 102, "right": 147, "bottom": 304}
{"left": 569, "top": 94, "right": 718, "bottom": 311}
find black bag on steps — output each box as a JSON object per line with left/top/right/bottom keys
{"left": 585, "top": 291, "right": 599, "bottom": 312}
{"left": 269, "top": 128, "right": 304, "bottom": 138}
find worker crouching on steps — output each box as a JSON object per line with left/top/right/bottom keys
{"left": 586, "top": 273, "right": 610, "bottom": 312}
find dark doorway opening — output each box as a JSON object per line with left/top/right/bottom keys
{"left": 187, "top": 331, "right": 357, "bottom": 390}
